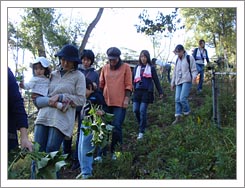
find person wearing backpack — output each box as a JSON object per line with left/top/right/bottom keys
{"left": 171, "top": 44, "right": 198, "bottom": 125}
{"left": 192, "top": 39, "right": 210, "bottom": 94}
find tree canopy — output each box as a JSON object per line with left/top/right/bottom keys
{"left": 180, "top": 8, "right": 236, "bottom": 64}
{"left": 8, "top": 8, "right": 103, "bottom": 71}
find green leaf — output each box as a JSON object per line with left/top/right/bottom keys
{"left": 37, "top": 157, "right": 50, "bottom": 169}
{"left": 106, "top": 124, "right": 114, "bottom": 131}
{"left": 33, "top": 142, "right": 40, "bottom": 152}
{"left": 91, "top": 124, "right": 99, "bottom": 131}
{"left": 81, "top": 127, "right": 91, "bottom": 136}
{"left": 49, "top": 151, "right": 59, "bottom": 159}
{"left": 104, "top": 112, "right": 114, "bottom": 122}
{"left": 55, "top": 161, "right": 67, "bottom": 172}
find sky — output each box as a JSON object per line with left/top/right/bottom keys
{"left": 7, "top": 7, "right": 185, "bottom": 80}
{"left": 1, "top": 1, "right": 244, "bottom": 188}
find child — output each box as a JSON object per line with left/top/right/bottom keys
{"left": 19, "top": 56, "right": 70, "bottom": 112}
{"left": 77, "top": 78, "right": 107, "bottom": 179}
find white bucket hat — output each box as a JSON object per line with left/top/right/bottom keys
{"left": 33, "top": 57, "right": 50, "bottom": 68}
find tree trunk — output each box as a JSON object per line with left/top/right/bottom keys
{"left": 79, "top": 8, "right": 104, "bottom": 54}
{"left": 33, "top": 8, "right": 46, "bottom": 57}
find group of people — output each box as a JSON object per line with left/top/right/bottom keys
{"left": 8, "top": 39, "right": 209, "bottom": 179}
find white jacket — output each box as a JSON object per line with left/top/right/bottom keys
{"left": 24, "top": 76, "right": 50, "bottom": 96}
{"left": 171, "top": 53, "right": 198, "bottom": 86}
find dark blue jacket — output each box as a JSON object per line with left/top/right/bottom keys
{"left": 79, "top": 67, "right": 99, "bottom": 87}
{"left": 83, "top": 90, "right": 108, "bottom": 116}
{"left": 133, "top": 65, "right": 163, "bottom": 94}
{"left": 192, "top": 48, "right": 210, "bottom": 63}
{"left": 8, "top": 67, "right": 28, "bottom": 151}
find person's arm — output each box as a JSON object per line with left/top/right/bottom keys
{"left": 20, "top": 77, "right": 36, "bottom": 90}
{"left": 170, "top": 64, "right": 177, "bottom": 91}
{"left": 151, "top": 66, "right": 163, "bottom": 98}
{"left": 19, "top": 127, "right": 33, "bottom": 151}
{"left": 123, "top": 65, "right": 133, "bottom": 108}
{"left": 99, "top": 66, "right": 105, "bottom": 90}
{"left": 192, "top": 48, "right": 198, "bottom": 60}
{"left": 205, "top": 49, "right": 210, "bottom": 63}
{"left": 8, "top": 67, "right": 33, "bottom": 151}
{"left": 190, "top": 56, "right": 198, "bottom": 84}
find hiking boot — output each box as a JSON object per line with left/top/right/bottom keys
{"left": 171, "top": 116, "right": 182, "bottom": 125}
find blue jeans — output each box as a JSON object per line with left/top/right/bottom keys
{"left": 31, "top": 124, "right": 65, "bottom": 179}
{"left": 96, "top": 107, "right": 126, "bottom": 156}
{"left": 196, "top": 64, "right": 204, "bottom": 91}
{"left": 175, "top": 82, "right": 192, "bottom": 116}
{"left": 133, "top": 102, "right": 148, "bottom": 133}
{"left": 78, "top": 126, "right": 93, "bottom": 176}
{"left": 108, "top": 106, "right": 126, "bottom": 153}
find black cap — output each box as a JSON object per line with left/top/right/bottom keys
{"left": 174, "top": 44, "right": 185, "bottom": 52}
{"left": 107, "top": 47, "right": 121, "bottom": 60}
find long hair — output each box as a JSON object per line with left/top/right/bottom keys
{"left": 139, "top": 50, "right": 152, "bottom": 66}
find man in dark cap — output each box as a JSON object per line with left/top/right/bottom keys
{"left": 99, "top": 47, "right": 133, "bottom": 160}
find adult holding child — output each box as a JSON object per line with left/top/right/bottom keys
{"left": 31, "top": 44, "right": 86, "bottom": 178}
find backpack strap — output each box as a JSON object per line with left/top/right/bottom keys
{"left": 192, "top": 48, "right": 198, "bottom": 60}
{"left": 186, "top": 55, "right": 192, "bottom": 80}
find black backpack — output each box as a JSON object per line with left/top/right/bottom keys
{"left": 176, "top": 55, "right": 192, "bottom": 80}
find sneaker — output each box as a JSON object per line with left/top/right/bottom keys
{"left": 82, "top": 174, "right": 92, "bottom": 179}
{"left": 137, "top": 133, "right": 144, "bottom": 140}
{"left": 76, "top": 173, "right": 92, "bottom": 179}
{"left": 111, "top": 153, "right": 117, "bottom": 160}
{"left": 183, "top": 111, "right": 191, "bottom": 116}
{"left": 94, "top": 156, "right": 102, "bottom": 163}
{"left": 171, "top": 116, "right": 182, "bottom": 125}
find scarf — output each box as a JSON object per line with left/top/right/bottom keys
{"left": 134, "top": 64, "right": 152, "bottom": 83}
